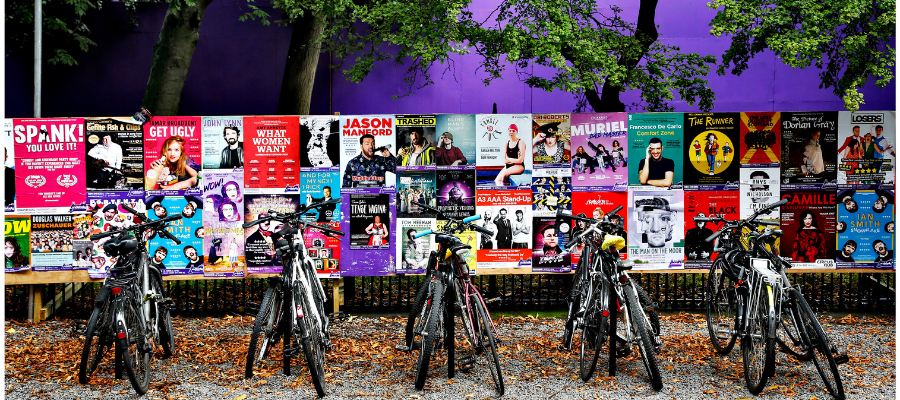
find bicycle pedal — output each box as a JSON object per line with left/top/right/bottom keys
{"left": 456, "top": 355, "right": 476, "bottom": 372}
{"left": 715, "top": 323, "right": 734, "bottom": 339}
{"left": 833, "top": 353, "right": 850, "bottom": 365}
{"left": 283, "top": 346, "right": 302, "bottom": 358}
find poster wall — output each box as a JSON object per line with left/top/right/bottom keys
{"left": 5, "top": 216, "right": 32, "bottom": 272}
{"left": 244, "top": 116, "right": 300, "bottom": 190}
{"left": 202, "top": 116, "right": 244, "bottom": 170}
{"left": 13, "top": 118, "right": 87, "bottom": 214}
{"left": 299, "top": 116, "right": 340, "bottom": 170}
{"left": 531, "top": 113, "right": 572, "bottom": 177}
{"left": 397, "top": 170, "right": 436, "bottom": 218}
{"left": 475, "top": 190, "right": 532, "bottom": 269}
{"left": 143, "top": 116, "right": 202, "bottom": 195}
{"left": 628, "top": 113, "right": 684, "bottom": 190}
{"left": 571, "top": 113, "right": 628, "bottom": 190}
{"left": 780, "top": 191, "right": 837, "bottom": 269}
{"left": 781, "top": 112, "right": 838, "bottom": 189}
{"left": 836, "top": 190, "right": 894, "bottom": 269}
{"left": 202, "top": 223, "right": 245, "bottom": 278}
{"left": 78, "top": 191, "right": 144, "bottom": 278}
{"left": 628, "top": 190, "right": 685, "bottom": 270}
{"left": 85, "top": 118, "right": 144, "bottom": 191}
{"left": 475, "top": 114, "right": 532, "bottom": 189}
{"left": 435, "top": 114, "right": 476, "bottom": 169}
{"left": 683, "top": 191, "right": 740, "bottom": 269}
{"left": 202, "top": 170, "right": 244, "bottom": 224}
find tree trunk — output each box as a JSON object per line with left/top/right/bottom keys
{"left": 142, "top": 0, "right": 213, "bottom": 116}
{"left": 277, "top": 11, "right": 325, "bottom": 115}
{"left": 591, "top": 0, "right": 659, "bottom": 112}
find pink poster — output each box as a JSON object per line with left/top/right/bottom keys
{"left": 12, "top": 118, "right": 87, "bottom": 214}
{"left": 143, "top": 116, "right": 203, "bottom": 195}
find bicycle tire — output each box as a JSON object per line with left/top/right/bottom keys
{"left": 776, "top": 296, "right": 812, "bottom": 361}
{"left": 246, "top": 285, "right": 279, "bottom": 378}
{"left": 283, "top": 282, "right": 296, "bottom": 376}
{"left": 578, "top": 278, "right": 603, "bottom": 382}
{"left": 634, "top": 283, "right": 661, "bottom": 339}
{"left": 793, "top": 290, "right": 844, "bottom": 400}
{"left": 415, "top": 279, "right": 445, "bottom": 390}
{"left": 473, "top": 294, "right": 504, "bottom": 396}
{"left": 706, "top": 258, "right": 738, "bottom": 355}
{"left": 150, "top": 272, "right": 174, "bottom": 357}
{"left": 78, "top": 301, "right": 112, "bottom": 384}
{"left": 119, "top": 298, "right": 150, "bottom": 395}
{"left": 405, "top": 267, "right": 435, "bottom": 349}
{"left": 300, "top": 289, "right": 328, "bottom": 397}
{"left": 445, "top": 277, "right": 456, "bottom": 379}
{"left": 625, "top": 285, "right": 663, "bottom": 391}
{"left": 742, "top": 283, "right": 775, "bottom": 395}
{"left": 561, "top": 255, "right": 587, "bottom": 350}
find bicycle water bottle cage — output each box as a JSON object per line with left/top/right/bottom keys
{"left": 601, "top": 235, "right": 626, "bottom": 251}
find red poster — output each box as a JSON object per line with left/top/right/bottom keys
{"left": 244, "top": 116, "right": 300, "bottom": 189}
{"left": 571, "top": 191, "right": 628, "bottom": 264}
{"left": 739, "top": 112, "right": 781, "bottom": 167}
{"left": 13, "top": 118, "right": 87, "bottom": 214}
{"left": 684, "top": 191, "right": 740, "bottom": 269}
{"left": 143, "top": 116, "right": 202, "bottom": 193}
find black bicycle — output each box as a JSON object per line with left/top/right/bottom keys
{"left": 398, "top": 202, "right": 504, "bottom": 395}
{"left": 242, "top": 199, "right": 344, "bottom": 398}
{"left": 557, "top": 207, "right": 662, "bottom": 390}
{"left": 78, "top": 204, "right": 182, "bottom": 395}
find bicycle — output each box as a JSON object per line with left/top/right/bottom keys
{"left": 242, "top": 198, "right": 344, "bottom": 398}
{"left": 397, "top": 201, "right": 504, "bottom": 395}
{"left": 701, "top": 199, "right": 848, "bottom": 398}
{"left": 78, "top": 204, "right": 182, "bottom": 395}
{"left": 556, "top": 208, "right": 662, "bottom": 390}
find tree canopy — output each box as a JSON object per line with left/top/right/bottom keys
{"left": 709, "top": 0, "right": 896, "bottom": 111}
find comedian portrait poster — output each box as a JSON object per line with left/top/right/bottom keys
{"left": 297, "top": 171, "right": 341, "bottom": 223}
{"left": 143, "top": 116, "right": 202, "bottom": 195}
{"left": 627, "top": 113, "right": 683, "bottom": 190}
{"left": 475, "top": 190, "right": 533, "bottom": 269}
{"left": 836, "top": 190, "right": 894, "bottom": 269}
{"left": 299, "top": 116, "right": 340, "bottom": 171}
{"left": 340, "top": 115, "right": 396, "bottom": 190}
{"left": 531, "top": 216, "right": 571, "bottom": 273}
{"left": 684, "top": 191, "right": 740, "bottom": 269}
{"left": 531, "top": 113, "right": 572, "bottom": 175}
{"left": 244, "top": 116, "right": 300, "bottom": 190}
{"left": 435, "top": 114, "right": 476, "bottom": 169}
{"left": 85, "top": 117, "right": 144, "bottom": 191}
{"left": 474, "top": 114, "right": 532, "bottom": 190}
{"left": 780, "top": 191, "right": 837, "bottom": 269}
{"left": 201, "top": 116, "right": 244, "bottom": 171}
{"left": 244, "top": 194, "right": 301, "bottom": 274}
{"left": 781, "top": 111, "right": 838, "bottom": 190}
{"left": 628, "top": 189, "right": 685, "bottom": 270}
{"left": 397, "top": 218, "right": 436, "bottom": 275}
{"left": 13, "top": 118, "right": 87, "bottom": 214}
{"left": 739, "top": 112, "right": 780, "bottom": 168}
{"left": 148, "top": 196, "right": 204, "bottom": 276}
{"left": 837, "top": 111, "right": 895, "bottom": 189}
{"left": 571, "top": 113, "right": 628, "bottom": 191}
{"left": 684, "top": 113, "right": 740, "bottom": 191}
{"left": 341, "top": 192, "right": 396, "bottom": 276}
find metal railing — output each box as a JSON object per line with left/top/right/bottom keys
{"left": 5, "top": 272, "right": 895, "bottom": 321}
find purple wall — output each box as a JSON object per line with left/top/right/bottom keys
{"left": 5, "top": 0, "right": 895, "bottom": 118}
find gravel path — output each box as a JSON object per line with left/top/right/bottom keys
{"left": 4, "top": 312, "right": 894, "bottom": 399}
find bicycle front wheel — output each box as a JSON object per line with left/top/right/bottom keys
{"left": 79, "top": 301, "right": 112, "bottom": 384}
{"left": 405, "top": 267, "right": 435, "bottom": 349}
{"left": 742, "top": 284, "right": 775, "bottom": 395}
{"left": 578, "top": 277, "right": 604, "bottom": 382}
{"left": 793, "top": 290, "right": 844, "bottom": 400}
{"left": 119, "top": 298, "right": 150, "bottom": 395}
{"left": 300, "top": 290, "right": 328, "bottom": 397}
{"left": 706, "top": 258, "right": 737, "bottom": 355}
{"left": 625, "top": 284, "right": 663, "bottom": 391}
{"left": 415, "top": 279, "right": 445, "bottom": 390}
{"left": 246, "top": 285, "right": 280, "bottom": 378}
{"left": 473, "top": 293, "right": 504, "bottom": 396}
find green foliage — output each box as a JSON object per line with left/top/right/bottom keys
{"left": 708, "top": 0, "right": 896, "bottom": 111}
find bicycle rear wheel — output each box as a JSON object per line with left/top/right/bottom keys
{"left": 793, "top": 290, "right": 844, "bottom": 400}
{"left": 79, "top": 301, "right": 112, "bottom": 384}
{"left": 625, "top": 284, "right": 663, "bottom": 391}
{"left": 706, "top": 258, "right": 738, "bottom": 355}
{"left": 300, "top": 290, "right": 328, "bottom": 397}
{"left": 473, "top": 293, "right": 504, "bottom": 396}
{"left": 119, "top": 298, "right": 150, "bottom": 395}
{"left": 578, "top": 279, "right": 603, "bottom": 382}
{"left": 415, "top": 279, "right": 445, "bottom": 390}
{"left": 246, "top": 285, "right": 280, "bottom": 378}
{"left": 150, "top": 272, "right": 174, "bottom": 357}
{"left": 742, "top": 284, "right": 775, "bottom": 395}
